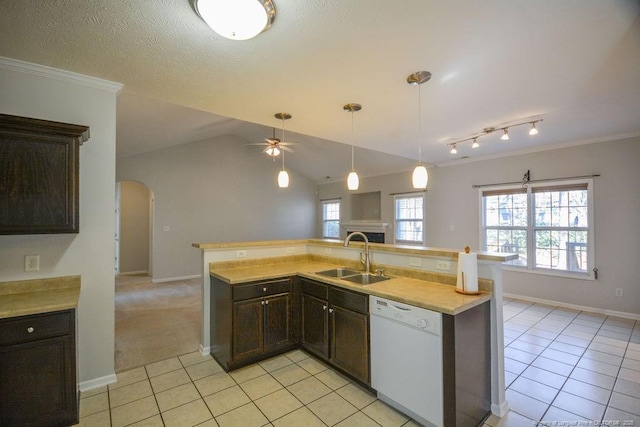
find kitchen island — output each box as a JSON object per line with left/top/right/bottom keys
{"left": 194, "top": 239, "right": 517, "bottom": 419}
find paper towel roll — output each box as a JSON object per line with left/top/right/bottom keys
{"left": 456, "top": 252, "right": 478, "bottom": 293}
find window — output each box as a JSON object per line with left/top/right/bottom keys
{"left": 395, "top": 194, "right": 424, "bottom": 244}
{"left": 481, "top": 180, "right": 593, "bottom": 277}
{"left": 322, "top": 200, "right": 340, "bottom": 238}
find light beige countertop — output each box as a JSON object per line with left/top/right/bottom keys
{"left": 194, "top": 238, "right": 517, "bottom": 263}
{"left": 210, "top": 257, "right": 491, "bottom": 315}
{"left": 0, "top": 275, "right": 80, "bottom": 319}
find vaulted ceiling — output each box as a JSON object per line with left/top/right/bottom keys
{"left": 1, "top": 1, "right": 639, "bottom": 183}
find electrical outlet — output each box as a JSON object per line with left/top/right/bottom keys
{"left": 236, "top": 250, "right": 247, "bottom": 258}
{"left": 163, "top": 225, "right": 171, "bottom": 232}
{"left": 409, "top": 257, "right": 422, "bottom": 267}
{"left": 25, "top": 255, "right": 40, "bottom": 272}
{"left": 615, "top": 288, "right": 623, "bottom": 297}
{"left": 436, "top": 260, "right": 451, "bottom": 271}
{"left": 286, "top": 247, "right": 295, "bottom": 254}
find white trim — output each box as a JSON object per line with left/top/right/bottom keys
{"left": 504, "top": 293, "right": 640, "bottom": 321}
{"left": 79, "top": 373, "right": 117, "bottom": 392}
{"left": 151, "top": 274, "right": 201, "bottom": 283}
{"left": 0, "top": 56, "right": 123, "bottom": 94}
{"left": 199, "top": 344, "right": 211, "bottom": 356}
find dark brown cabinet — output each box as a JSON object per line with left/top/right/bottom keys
{"left": 0, "top": 309, "right": 78, "bottom": 427}
{"left": 210, "top": 276, "right": 294, "bottom": 370}
{"left": 0, "top": 114, "right": 89, "bottom": 235}
{"left": 300, "top": 278, "right": 370, "bottom": 385}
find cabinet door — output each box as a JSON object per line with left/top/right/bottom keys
{"left": 232, "top": 298, "right": 264, "bottom": 361}
{"left": 301, "top": 294, "right": 328, "bottom": 358}
{"left": 0, "top": 336, "right": 77, "bottom": 426}
{"left": 330, "top": 305, "right": 370, "bottom": 384}
{"left": 264, "top": 293, "right": 290, "bottom": 352}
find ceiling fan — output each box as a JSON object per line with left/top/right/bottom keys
{"left": 248, "top": 113, "right": 296, "bottom": 157}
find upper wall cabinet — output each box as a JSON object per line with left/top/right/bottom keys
{"left": 0, "top": 114, "right": 90, "bottom": 235}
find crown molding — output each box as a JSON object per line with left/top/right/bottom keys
{"left": 0, "top": 56, "right": 123, "bottom": 94}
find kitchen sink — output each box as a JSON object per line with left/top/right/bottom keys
{"left": 340, "top": 273, "right": 390, "bottom": 285}
{"left": 315, "top": 268, "right": 362, "bottom": 278}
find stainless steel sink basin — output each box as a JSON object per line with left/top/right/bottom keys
{"left": 315, "top": 268, "right": 361, "bottom": 278}
{"left": 340, "top": 273, "right": 390, "bottom": 285}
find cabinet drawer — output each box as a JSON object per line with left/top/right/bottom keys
{"left": 329, "top": 287, "right": 368, "bottom": 315}
{"left": 233, "top": 279, "right": 291, "bottom": 301}
{"left": 0, "top": 310, "right": 73, "bottom": 346}
{"left": 301, "top": 279, "right": 328, "bottom": 300}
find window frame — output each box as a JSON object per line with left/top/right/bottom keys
{"left": 394, "top": 193, "right": 425, "bottom": 245}
{"left": 321, "top": 199, "right": 341, "bottom": 239}
{"left": 479, "top": 179, "right": 595, "bottom": 280}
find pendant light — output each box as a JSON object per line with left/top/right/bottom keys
{"left": 190, "top": 0, "right": 276, "bottom": 41}
{"left": 343, "top": 103, "right": 362, "bottom": 191}
{"left": 275, "top": 112, "right": 291, "bottom": 188}
{"left": 407, "top": 71, "right": 431, "bottom": 189}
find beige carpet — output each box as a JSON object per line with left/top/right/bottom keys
{"left": 114, "top": 274, "right": 201, "bottom": 372}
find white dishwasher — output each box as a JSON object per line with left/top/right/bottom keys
{"left": 370, "top": 296, "right": 443, "bottom": 427}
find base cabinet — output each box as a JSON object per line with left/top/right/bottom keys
{"left": 0, "top": 309, "right": 77, "bottom": 427}
{"left": 300, "top": 278, "right": 370, "bottom": 385}
{"left": 211, "top": 276, "right": 294, "bottom": 370}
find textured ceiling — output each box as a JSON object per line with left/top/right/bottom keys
{"left": 0, "top": 0, "right": 639, "bottom": 183}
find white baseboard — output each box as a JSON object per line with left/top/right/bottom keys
{"left": 199, "top": 344, "right": 211, "bottom": 356}
{"left": 152, "top": 274, "right": 201, "bottom": 283}
{"left": 79, "top": 373, "right": 117, "bottom": 392}
{"left": 117, "top": 270, "right": 149, "bottom": 276}
{"left": 504, "top": 292, "right": 640, "bottom": 321}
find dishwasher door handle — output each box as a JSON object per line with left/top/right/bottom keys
{"left": 390, "top": 304, "right": 411, "bottom": 312}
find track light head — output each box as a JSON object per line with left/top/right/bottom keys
{"left": 501, "top": 128, "right": 509, "bottom": 141}
{"left": 471, "top": 138, "right": 479, "bottom": 148}
{"left": 529, "top": 122, "right": 539, "bottom": 136}
{"left": 450, "top": 144, "right": 458, "bottom": 154}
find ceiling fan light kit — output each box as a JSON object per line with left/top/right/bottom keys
{"left": 190, "top": 0, "right": 275, "bottom": 40}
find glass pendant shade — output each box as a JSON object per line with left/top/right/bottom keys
{"left": 412, "top": 165, "right": 428, "bottom": 189}
{"left": 265, "top": 146, "right": 280, "bottom": 157}
{"left": 278, "top": 170, "right": 289, "bottom": 188}
{"left": 193, "top": 0, "right": 275, "bottom": 40}
{"left": 347, "top": 171, "right": 359, "bottom": 190}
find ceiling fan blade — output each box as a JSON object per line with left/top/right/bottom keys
{"left": 247, "top": 142, "right": 271, "bottom": 146}
{"left": 278, "top": 141, "right": 297, "bottom": 146}
{"left": 281, "top": 145, "right": 295, "bottom": 153}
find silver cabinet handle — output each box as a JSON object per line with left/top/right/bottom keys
{"left": 322, "top": 305, "right": 327, "bottom": 310}
{"left": 265, "top": 299, "right": 269, "bottom": 305}
{"left": 27, "top": 327, "right": 34, "bottom": 333}
{"left": 329, "top": 308, "right": 334, "bottom": 314}
{"left": 263, "top": 287, "right": 267, "bottom": 292}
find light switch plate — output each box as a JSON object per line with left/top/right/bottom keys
{"left": 436, "top": 260, "right": 451, "bottom": 271}
{"left": 236, "top": 250, "right": 247, "bottom": 258}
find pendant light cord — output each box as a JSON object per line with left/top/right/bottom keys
{"left": 351, "top": 111, "right": 355, "bottom": 171}
{"left": 418, "top": 83, "right": 422, "bottom": 165}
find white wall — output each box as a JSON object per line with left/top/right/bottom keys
{"left": 319, "top": 137, "right": 640, "bottom": 316}
{"left": 0, "top": 58, "right": 122, "bottom": 387}
{"left": 118, "top": 180, "right": 151, "bottom": 274}
{"left": 117, "top": 136, "right": 318, "bottom": 281}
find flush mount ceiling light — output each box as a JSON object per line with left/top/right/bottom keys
{"left": 407, "top": 71, "right": 431, "bottom": 189}
{"left": 446, "top": 119, "right": 542, "bottom": 155}
{"left": 190, "top": 0, "right": 275, "bottom": 40}
{"left": 343, "top": 103, "right": 362, "bottom": 191}
{"left": 275, "top": 112, "right": 291, "bottom": 188}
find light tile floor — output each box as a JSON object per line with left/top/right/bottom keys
{"left": 484, "top": 298, "right": 640, "bottom": 427}
{"left": 77, "top": 298, "right": 640, "bottom": 427}
{"left": 76, "top": 349, "right": 420, "bottom": 427}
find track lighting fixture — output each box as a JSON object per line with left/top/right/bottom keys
{"left": 447, "top": 119, "right": 542, "bottom": 155}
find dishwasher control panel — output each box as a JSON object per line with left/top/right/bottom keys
{"left": 370, "top": 296, "right": 441, "bottom": 336}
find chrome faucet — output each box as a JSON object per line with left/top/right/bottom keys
{"left": 344, "top": 232, "right": 370, "bottom": 274}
